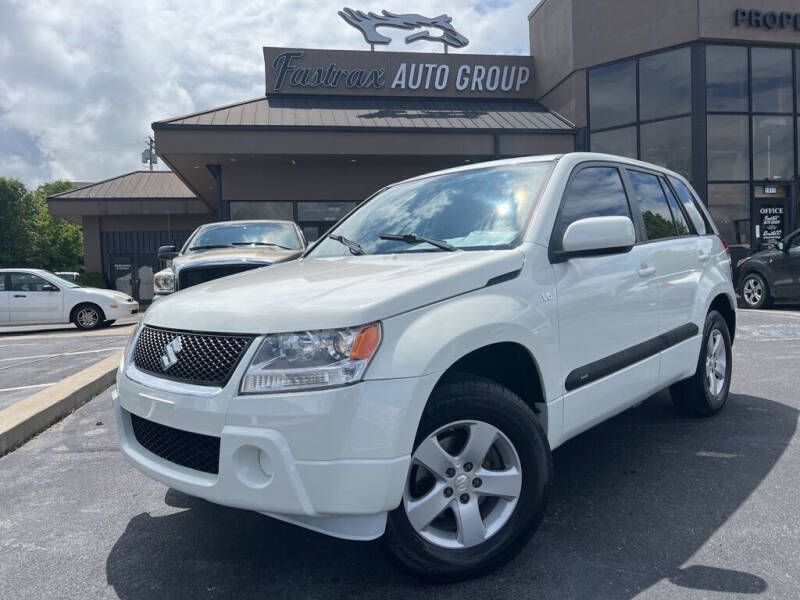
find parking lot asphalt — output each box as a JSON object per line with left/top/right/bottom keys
{"left": 1, "top": 309, "right": 799, "bottom": 599}
{"left": 0, "top": 317, "right": 139, "bottom": 410}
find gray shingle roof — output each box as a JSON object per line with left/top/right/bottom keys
{"left": 154, "top": 97, "right": 574, "bottom": 131}
{"left": 48, "top": 171, "right": 197, "bottom": 200}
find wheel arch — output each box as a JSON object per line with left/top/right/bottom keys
{"left": 70, "top": 301, "right": 106, "bottom": 324}
{"left": 432, "top": 342, "right": 546, "bottom": 416}
{"left": 708, "top": 293, "right": 736, "bottom": 342}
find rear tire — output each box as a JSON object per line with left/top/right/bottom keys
{"left": 740, "top": 273, "right": 771, "bottom": 309}
{"left": 71, "top": 304, "right": 105, "bottom": 330}
{"left": 380, "top": 374, "right": 552, "bottom": 582}
{"left": 670, "top": 310, "right": 732, "bottom": 416}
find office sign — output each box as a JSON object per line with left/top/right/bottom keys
{"left": 759, "top": 204, "right": 785, "bottom": 245}
{"left": 263, "top": 47, "right": 534, "bottom": 99}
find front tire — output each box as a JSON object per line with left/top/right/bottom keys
{"left": 72, "top": 304, "right": 105, "bottom": 330}
{"left": 740, "top": 273, "right": 771, "bottom": 309}
{"left": 670, "top": 310, "right": 732, "bottom": 416}
{"left": 380, "top": 375, "right": 552, "bottom": 582}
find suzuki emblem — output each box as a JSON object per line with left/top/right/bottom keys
{"left": 160, "top": 337, "right": 183, "bottom": 371}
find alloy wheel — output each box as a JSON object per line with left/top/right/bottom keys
{"left": 742, "top": 277, "right": 763, "bottom": 307}
{"left": 77, "top": 307, "right": 99, "bottom": 328}
{"left": 403, "top": 420, "right": 522, "bottom": 549}
{"left": 704, "top": 329, "right": 727, "bottom": 397}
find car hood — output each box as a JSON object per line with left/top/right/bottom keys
{"left": 76, "top": 287, "right": 133, "bottom": 302}
{"left": 172, "top": 247, "right": 301, "bottom": 269}
{"left": 145, "top": 250, "right": 525, "bottom": 333}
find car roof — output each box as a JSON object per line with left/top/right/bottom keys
{"left": 0, "top": 268, "right": 49, "bottom": 274}
{"left": 385, "top": 152, "right": 690, "bottom": 189}
{"left": 197, "top": 219, "right": 296, "bottom": 229}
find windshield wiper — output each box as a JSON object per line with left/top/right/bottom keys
{"left": 379, "top": 233, "right": 458, "bottom": 252}
{"left": 328, "top": 234, "right": 366, "bottom": 255}
{"left": 231, "top": 241, "right": 293, "bottom": 250}
{"left": 188, "top": 244, "right": 232, "bottom": 251}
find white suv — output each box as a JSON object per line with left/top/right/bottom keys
{"left": 114, "top": 153, "right": 735, "bottom": 581}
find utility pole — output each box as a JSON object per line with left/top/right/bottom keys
{"left": 141, "top": 136, "right": 158, "bottom": 171}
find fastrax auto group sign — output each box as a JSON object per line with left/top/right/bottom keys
{"left": 263, "top": 47, "right": 534, "bottom": 99}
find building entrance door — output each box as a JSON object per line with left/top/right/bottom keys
{"left": 110, "top": 254, "right": 159, "bottom": 305}
{"left": 752, "top": 184, "right": 791, "bottom": 250}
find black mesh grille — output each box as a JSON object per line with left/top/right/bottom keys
{"left": 178, "top": 264, "right": 264, "bottom": 290}
{"left": 133, "top": 326, "right": 254, "bottom": 386}
{"left": 129, "top": 411, "right": 220, "bottom": 474}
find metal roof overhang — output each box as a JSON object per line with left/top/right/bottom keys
{"left": 152, "top": 96, "right": 576, "bottom": 209}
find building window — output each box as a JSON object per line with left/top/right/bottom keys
{"left": 639, "top": 47, "right": 691, "bottom": 122}
{"left": 589, "top": 127, "right": 637, "bottom": 159}
{"left": 588, "top": 60, "right": 636, "bottom": 131}
{"left": 640, "top": 116, "right": 692, "bottom": 180}
{"left": 296, "top": 201, "right": 356, "bottom": 222}
{"left": 708, "top": 184, "right": 750, "bottom": 246}
{"left": 751, "top": 47, "right": 793, "bottom": 114}
{"left": 752, "top": 116, "right": 794, "bottom": 181}
{"left": 229, "top": 201, "right": 293, "bottom": 220}
{"left": 707, "top": 115, "right": 749, "bottom": 181}
{"left": 706, "top": 45, "right": 748, "bottom": 112}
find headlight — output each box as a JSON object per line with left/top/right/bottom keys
{"left": 240, "top": 323, "right": 381, "bottom": 393}
{"left": 154, "top": 268, "right": 175, "bottom": 293}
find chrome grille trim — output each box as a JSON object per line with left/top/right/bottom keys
{"left": 132, "top": 326, "right": 255, "bottom": 387}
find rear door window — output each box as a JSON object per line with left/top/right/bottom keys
{"left": 627, "top": 170, "right": 677, "bottom": 241}
{"left": 668, "top": 176, "right": 709, "bottom": 234}
{"left": 553, "top": 166, "right": 633, "bottom": 249}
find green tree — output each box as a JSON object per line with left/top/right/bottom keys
{"left": 31, "top": 181, "right": 84, "bottom": 271}
{"left": 0, "top": 177, "right": 84, "bottom": 271}
{"left": 0, "top": 177, "right": 39, "bottom": 267}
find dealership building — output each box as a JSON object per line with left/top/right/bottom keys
{"left": 50, "top": 0, "right": 800, "bottom": 302}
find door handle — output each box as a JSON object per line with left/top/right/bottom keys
{"left": 697, "top": 250, "right": 711, "bottom": 262}
{"left": 637, "top": 264, "right": 656, "bottom": 277}
{"left": 13, "top": 294, "right": 26, "bottom": 298}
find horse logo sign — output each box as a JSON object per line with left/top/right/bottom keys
{"left": 339, "top": 8, "right": 469, "bottom": 51}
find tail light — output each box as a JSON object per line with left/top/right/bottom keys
{"left": 718, "top": 235, "right": 731, "bottom": 263}
{"left": 718, "top": 235, "right": 733, "bottom": 277}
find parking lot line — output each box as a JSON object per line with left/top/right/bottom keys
{"left": 0, "top": 347, "right": 124, "bottom": 362}
{"left": 0, "top": 382, "right": 56, "bottom": 393}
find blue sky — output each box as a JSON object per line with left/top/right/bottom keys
{"left": 0, "top": 0, "right": 538, "bottom": 187}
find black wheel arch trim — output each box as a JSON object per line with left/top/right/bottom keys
{"left": 565, "top": 323, "right": 700, "bottom": 392}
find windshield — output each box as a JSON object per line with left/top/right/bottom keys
{"left": 308, "top": 162, "right": 553, "bottom": 257}
{"left": 185, "top": 222, "right": 302, "bottom": 252}
{"left": 46, "top": 273, "right": 81, "bottom": 289}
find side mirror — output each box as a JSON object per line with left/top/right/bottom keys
{"left": 554, "top": 216, "right": 636, "bottom": 262}
{"left": 158, "top": 245, "right": 178, "bottom": 260}
{"left": 42, "top": 284, "right": 59, "bottom": 292}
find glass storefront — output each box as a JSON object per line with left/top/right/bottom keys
{"left": 589, "top": 42, "right": 800, "bottom": 250}
{"left": 587, "top": 46, "right": 692, "bottom": 180}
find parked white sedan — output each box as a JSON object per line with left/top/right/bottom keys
{"left": 0, "top": 269, "right": 138, "bottom": 330}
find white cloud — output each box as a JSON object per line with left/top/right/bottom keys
{"left": 0, "top": 0, "right": 536, "bottom": 187}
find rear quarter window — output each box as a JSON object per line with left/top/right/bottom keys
{"left": 668, "top": 176, "right": 710, "bottom": 235}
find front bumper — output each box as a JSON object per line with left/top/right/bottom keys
{"left": 114, "top": 355, "right": 440, "bottom": 540}
{"left": 106, "top": 301, "right": 139, "bottom": 319}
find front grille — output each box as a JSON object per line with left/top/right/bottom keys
{"left": 129, "top": 411, "right": 220, "bottom": 474}
{"left": 178, "top": 264, "right": 264, "bottom": 290}
{"left": 133, "top": 326, "right": 254, "bottom": 386}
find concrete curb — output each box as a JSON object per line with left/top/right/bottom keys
{"left": 0, "top": 351, "right": 121, "bottom": 457}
